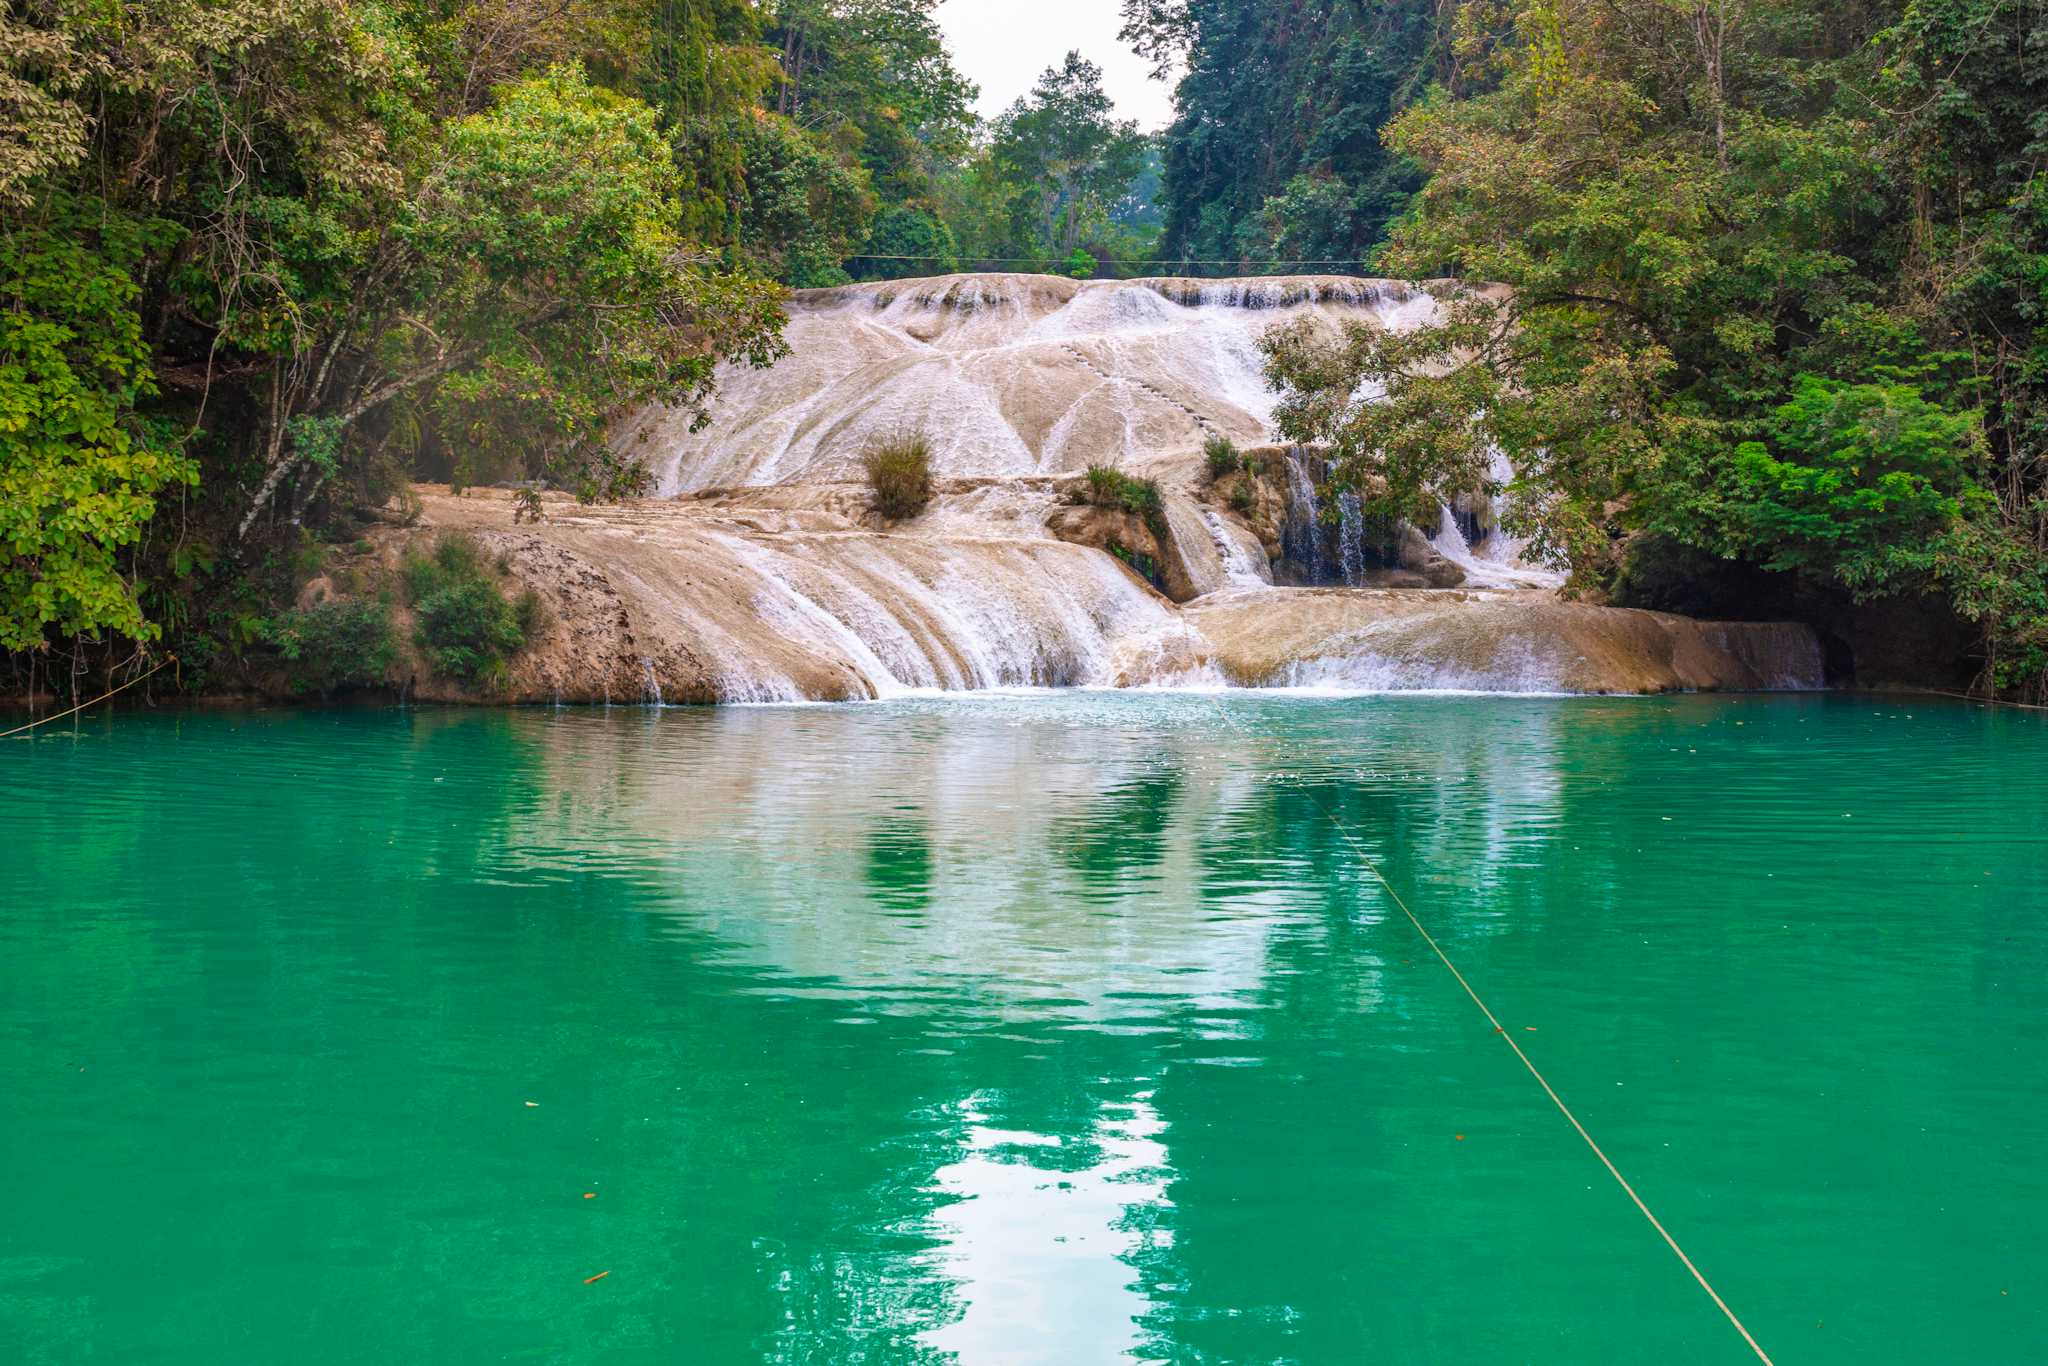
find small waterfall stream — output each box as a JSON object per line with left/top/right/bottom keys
{"left": 1281, "top": 448, "right": 1326, "bottom": 584}
{"left": 1426, "top": 449, "right": 1567, "bottom": 589}
{"left": 1335, "top": 489, "right": 1366, "bottom": 588}
{"left": 1198, "top": 506, "right": 1271, "bottom": 588}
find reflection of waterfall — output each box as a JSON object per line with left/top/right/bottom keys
{"left": 920, "top": 1091, "right": 1171, "bottom": 1366}
{"left": 507, "top": 694, "right": 1590, "bottom": 1022}
{"left": 515, "top": 699, "right": 1301, "bottom": 1022}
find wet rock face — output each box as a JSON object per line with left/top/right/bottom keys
{"left": 1186, "top": 588, "right": 1826, "bottom": 694}
{"left": 365, "top": 486, "right": 1824, "bottom": 703}
{"left": 1396, "top": 524, "right": 1467, "bottom": 589}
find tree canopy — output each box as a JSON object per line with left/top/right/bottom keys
{"left": 5, "top": 0, "right": 2043, "bottom": 699}
{"left": 1245, "top": 0, "right": 2048, "bottom": 697}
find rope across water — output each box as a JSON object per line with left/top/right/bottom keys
{"left": 0, "top": 656, "right": 174, "bottom": 739}
{"left": 1182, "top": 682, "right": 1777, "bottom": 1363}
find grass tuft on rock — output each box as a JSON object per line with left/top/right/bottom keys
{"left": 1203, "top": 435, "right": 1244, "bottom": 481}
{"left": 1084, "top": 464, "right": 1167, "bottom": 538}
{"left": 862, "top": 433, "right": 935, "bottom": 520}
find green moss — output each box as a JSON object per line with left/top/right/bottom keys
{"left": 1106, "top": 539, "right": 1163, "bottom": 590}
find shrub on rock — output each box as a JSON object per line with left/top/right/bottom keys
{"left": 863, "top": 434, "right": 935, "bottom": 520}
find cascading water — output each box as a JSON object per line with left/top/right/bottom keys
{"left": 1427, "top": 448, "right": 1567, "bottom": 589}
{"left": 625, "top": 275, "right": 1441, "bottom": 492}
{"left": 1335, "top": 489, "right": 1366, "bottom": 588}
{"left": 537, "top": 273, "right": 1828, "bottom": 702}
{"left": 1197, "top": 506, "right": 1271, "bottom": 588}
{"left": 1280, "top": 447, "right": 1326, "bottom": 584}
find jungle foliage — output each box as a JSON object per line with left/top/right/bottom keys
{"left": 402, "top": 532, "right": 542, "bottom": 684}
{"left": 0, "top": 0, "right": 1169, "bottom": 690}
{"left": 1220, "top": 0, "right": 2048, "bottom": 698}
{"left": 9, "top": 0, "right": 2045, "bottom": 700}
{"left": 1120, "top": 0, "right": 1443, "bottom": 270}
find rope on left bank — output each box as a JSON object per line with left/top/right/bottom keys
{"left": 0, "top": 656, "right": 175, "bottom": 739}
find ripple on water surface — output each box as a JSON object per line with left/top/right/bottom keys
{"left": 1, "top": 693, "right": 2044, "bottom": 1365}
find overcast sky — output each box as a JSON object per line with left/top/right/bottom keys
{"left": 935, "top": 0, "right": 1180, "bottom": 131}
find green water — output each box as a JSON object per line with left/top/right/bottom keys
{"left": 3, "top": 695, "right": 2044, "bottom": 1364}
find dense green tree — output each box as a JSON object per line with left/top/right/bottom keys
{"left": 1255, "top": 0, "right": 2048, "bottom": 697}
{"left": 1120, "top": 0, "right": 1441, "bottom": 270}
{"left": 0, "top": 198, "right": 194, "bottom": 650}
{"left": 764, "top": 0, "right": 976, "bottom": 201}
{"left": 1, "top": 0, "right": 785, "bottom": 668}
{"left": 689, "top": 110, "right": 877, "bottom": 286}
{"left": 986, "top": 52, "right": 1149, "bottom": 261}
{"left": 856, "top": 204, "right": 957, "bottom": 279}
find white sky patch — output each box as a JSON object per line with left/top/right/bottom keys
{"left": 936, "top": 0, "right": 1181, "bottom": 131}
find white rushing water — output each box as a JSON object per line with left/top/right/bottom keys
{"left": 1198, "top": 504, "right": 1272, "bottom": 588}
{"left": 575, "top": 273, "right": 1819, "bottom": 700}
{"left": 1425, "top": 448, "right": 1567, "bottom": 589}
{"left": 630, "top": 274, "right": 1432, "bottom": 492}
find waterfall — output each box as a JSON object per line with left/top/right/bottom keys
{"left": 1281, "top": 448, "right": 1325, "bottom": 584}
{"left": 1426, "top": 448, "right": 1567, "bottom": 589}
{"left": 546, "top": 272, "right": 1829, "bottom": 703}
{"left": 605, "top": 522, "right": 1201, "bottom": 702}
{"left": 1197, "top": 505, "right": 1271, "bottom": 588}
{"left": 629, "top": 275, "right": 1439, "bottom": 493}
{"left": 1158, "top": 494, "right": 1229, "bottom": 598}
{"left": 1335, "top": 488, "right": 1365, "bottom": 588}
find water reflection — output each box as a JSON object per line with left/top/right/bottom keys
{"left": 507, "top": 695, "right": 1572, "bottom": 1025}
{"left": 10, "top": 697, "right": 2044, "bottom": 1364}
{"left": 920, "top": 1090, "right": 1171, "bottom": 1365}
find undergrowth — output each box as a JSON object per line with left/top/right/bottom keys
{"left": 1083, "top": 465, "right": 1167, "bottom": 539}
{"left": 403, "top": 533, "right": 543, "bottom": 685}
{"left": 1203, "top": 435, "right": 1244, "bottom": 480}
{"left": 269, "top": 599, "right": 397, "bottom": 697}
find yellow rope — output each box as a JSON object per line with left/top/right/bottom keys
{"left": 1317, "top": 811, "right": 1778, "bottom": 1363}
{"left": 1186, "top": 681, "right": 1777, "bottom": 1363}
{"left": 1, "top": 656, "right": 174, "bottom": 739}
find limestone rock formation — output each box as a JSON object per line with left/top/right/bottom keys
{"left": 377, "top": 487, "right": 1822, "bottom": 701}
{"left": 353, "top": 274, "right": 1823, "bottom": 703}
